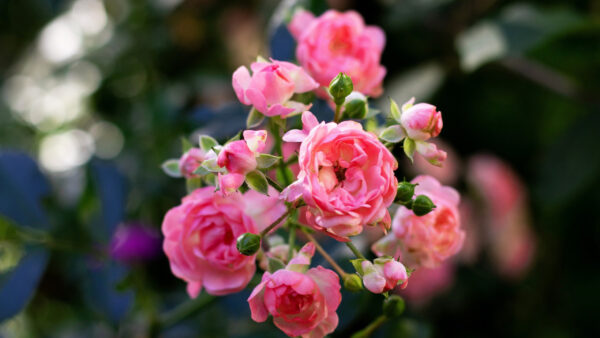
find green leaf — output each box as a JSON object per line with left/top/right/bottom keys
{"left": 181, "top": 137, "right": 193, "bottom": 153}
{"left": 404, "top": 138, "right": 416, "bottom": 162}
{"left": 256, "top": 154, "right": 281, "bottom": 169}
{"left": 380, "top": 125, "right": 406, "bottom": 143}
{"left": 193, "top": 165, "right": 210, "bottom": 176}
{"left": 390, "top": 98, "right": 402, "bottom": 122}
{"left": 161, "top": 159, "right": 181, "bottom": 178}
{"left": 186, "top": 178, "right": 203, "bottom": 193}
{"left": 203, "top": 173, "right": 217, "bottom": 186}
{"left": 245, "top": 170, "right": 269, "bottom": 195}
{"left": 267, "top": 257, "right": 286, "bottom": 273}
{"left": 199, "top": 135, "right": 218, "bottom": 153}
{"left": 246, "top": 108, "right": 265, "bottom": 128}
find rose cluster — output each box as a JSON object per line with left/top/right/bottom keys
{"left": 159, "top": 8, "right": 464, "bottom": 337}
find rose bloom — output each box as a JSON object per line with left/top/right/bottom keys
{"left": 179, "top": 148, "right": 206, "bottom": 178}
{"left": 249, "top": 243, "right": 341, "bottom": 338}
{"left": 233, "top": 59, "right": 318, "bottom": 117}
{"left": 288, "top": 9, "right": 386, "bottom": 97}
{"left": 283, "top": 111, "right": 397, "bottom": 241}
{"left": 373, "top": 175, "right": 464, "bottom": 268}
{"left": 467, "top": 154, "right": 536, "bottom": 278}
{"left": 162, "top": 187, "right": 285, "bottom": 297}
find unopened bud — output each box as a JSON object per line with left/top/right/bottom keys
{"left": 343, "top": 92, "right": 368, "bottom": 119}
{"left": 383, "top": 295, "right": 405, "bottom": 318}
{"left": 329, "top": 73, "right": 353, "bottom": 105}
{"left": 236, "top": 233, "right": 261, "bottom": 256}
{"left": 343, "top": 274, "right": 364, "bottom": 292}
{"left": 412, "top": 195, "right": 436, "bottom": 216}
{"left": 395, "top": 181, "right": 417, "bottom": 203}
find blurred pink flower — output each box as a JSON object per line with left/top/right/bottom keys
{"left": 467, "top": 154, "right": 536, "bottom": 278}
{"left": 110, "top": 222, "right": 161, "bottom": 263}
{"left": 289, "top": 9, "right": 386, "bottom": 97}
{"left": 399, "top": 261, "right": 455, "bottom": 306}
{"left": 232, "top": 59, "right": 318, "bottom": 117}
{"left": 408, "top": 139, "right": 461, "bottom": 186}
{"left": 283, "top": 111, "right": 397, "bottom": 241}
{"left": 248, "top": 243, "right": 341, "bottom": 338}
{"left": 373, "top": 175, "right": 464, "bottom": 268}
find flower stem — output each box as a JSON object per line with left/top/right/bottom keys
{"left": 260, "top": 208, "right": 293, "bottom": 237}
{"left": 305, "top": 232, "right": 347, "bottom": 278}
{"left": 269, "top": 118, "right": 291, "bottom": 186}
{"left": 345, "top": 241, "right": 366, "bottom": 260}
{"left": 351, "top": 315, "right": 388, "bottom": 338}
{"left": 288, "top": 223, "right": 296, "bottom": 259}
{"left": 334, "top": 104, "right": 342, "bottom": 123}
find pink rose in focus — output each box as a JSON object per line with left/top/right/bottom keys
{"left": 248, "top": 243, "right": 341, "bottom": 338}
{"left": 361, "top": 258, "right": 408, "bottom": 294}
{"left": 179, "top": 148, "right": 206, "bottom": 178}
{"left": 289, "top": 9, "right": 386, "bottom": 97}
{"left": 467, "top": 154, "right": 536, "bottom": 278}
{"left": 373, "top": 175, "right": 464, "bottom": 268}
{"left": 232, "top": 59, "right": 318, "bottom": 117}
{"left": 162, "top": 187, "right": 284, "bottom": 297}
{"left": 400, "top": 101, "right": 443, "bottom": 141}
{"left": 283, "top": 111, "right": 398, "bottom": 240}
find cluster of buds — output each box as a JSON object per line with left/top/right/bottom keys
{"left": 351, "top": 257, "right": 409, "bottom": 294}
{"left": 395, "top": 180, "right": 437, "bottom": 216}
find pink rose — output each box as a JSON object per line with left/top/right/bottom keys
{"left": 283, "top": 111, "right": 397, "bottom": 240}
{"left": 373, "top": 175, "right": 464, "bottom": 268}
{"left": 162, "top": 187, "right": 285, "bottom": 297}
{"left": 179, "top": 148, "right": 206, "bottom": 178}
{"left": 289, "top": 9, "right": 386, "bottom": 97}
{"left": 248, "top": 243, "right": 341, "bottom": 338}
{"left": 467, "top": 154, "right": 536, "bottom": 278}
{"left": 361, "top": 258, "right": 408, "bottom": 294}
{"left": 400, "top": 101, "right": 443, "bottom": 141}
{"left": 232, "top": 59, "right": 318, "bottom": 117}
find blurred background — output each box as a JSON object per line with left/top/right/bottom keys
{"left": 0, "top": 0, "right": 599, "bottom": 337}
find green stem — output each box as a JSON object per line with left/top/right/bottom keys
{"left": 334, "top": 103, "right": 342, "bottom": 123}
{"left": 345, "top": 241, "right": 366, "bottom": 260}
{"left": 288, "top": 223, "right": 296, "bottom": 259}
{"left": 270, "top": 118, "right": 291, "bottom": 186}
{"left": 305, "top": 232, "right": 348, "bottom": 278}
{"left": 260, "top": 208, "right": 293, "bottom": 237}
{"left": 351, "top": 315, "right": 388, "bottom": 338}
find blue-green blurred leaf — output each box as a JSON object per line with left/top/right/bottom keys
{"left": 0, "top": 246, "right": 49, "bottom": 323}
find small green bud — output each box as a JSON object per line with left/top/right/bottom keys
{"left": 395, "top": 181, "right": 417, "bottom": 203}
{"left": 412, "top": 195, "right": 436, "bottom": 216}
{"left": 343, "top": 274, "right": 364, "bottom": 292}
{"left": 329, "top": 73, "right": 353, "bottom": 105}
{"left": 236, "top": 233, "right": 261, "bottom": 256}
{"left": 383, "top": 295, "right": 405, "bottom": 318}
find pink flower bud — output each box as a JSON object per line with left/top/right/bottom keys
{"left": 178, "top": 148, "right": 206, "bottom": 178}
{"left": 361, "top": 258, "right": 408, "bottom": 294}
{"left": 232, "top": 59, "right": 318, "bottom": 117}
{"left": 400, "top": 103, "right": 443, "bottom": 141}
{"left": 217, "top": 140, "right": 257, "bottom": 175}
